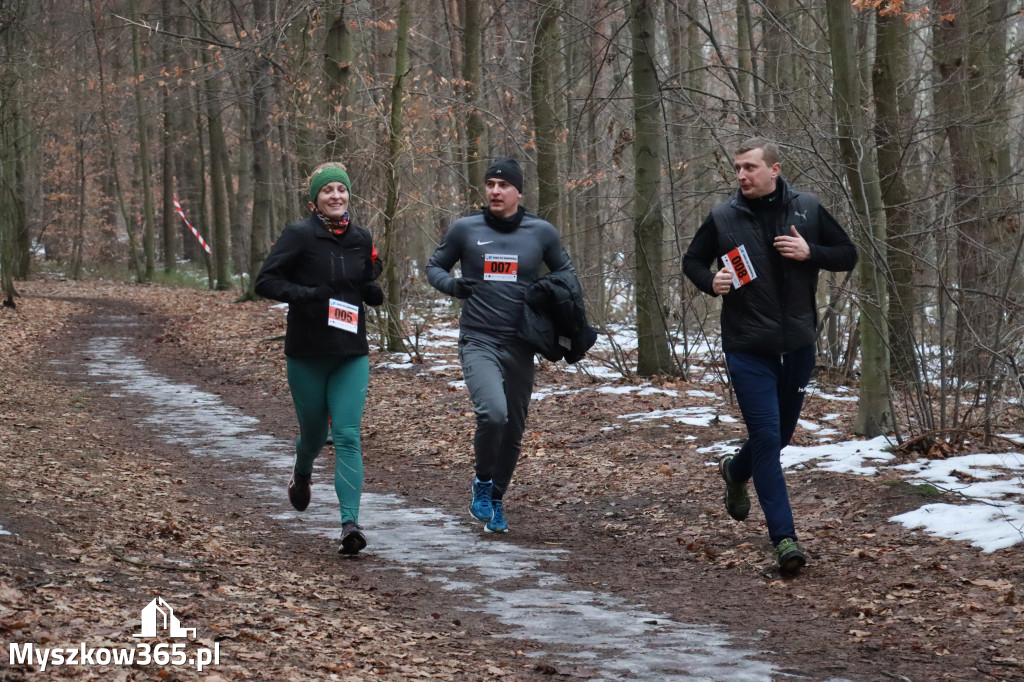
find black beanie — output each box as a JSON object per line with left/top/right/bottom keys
{"left": 484, "top": 157, "right": 523, "bottom": 193}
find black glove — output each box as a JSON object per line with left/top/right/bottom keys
{"left": 452, "top": 277, "right": 478, "bottom": 300}
{"left": 362, "top": 281, "right": 384, "bottom": 307}
{"left": 312, "top": 284, "right": 334, "bottom": 301}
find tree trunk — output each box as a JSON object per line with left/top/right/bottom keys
{"left": 531, "top": 1, "right": 564, "bottom": 226}
{"left": 381, "top": 0, "right": 411, "bottom": 352}
{"left": 230, "top": 73, "right": 253, "bottom": 279}
{"left": 462, "top": 0, "right": 485, "bottom": 206}
{"left": 761, "top": 0, "right": 793, "bottom": 131}
{"left": 72, "top": 118, "right": 87, "bottom": 281}
{"left": 825, "top": 0, "right": 891, "bottom": 436}
{"left": 736, "top": 0, "right": 754, "bottom": 120}
{"left": 934, "top": 0, "right": 1016, "bottom": 384}
{"left": 873, "top": 9, "right": 917, "bottom": 387}
{"left": 247, "top": 0, "right": 274, "bottom": 299}
{"left": 160, "top": 0, "right": 179, "bottom": 275}
{"left": 1, "top": 0, "right": 30, "bottom": 301}
{"left": 176, "top": 99, "right": 200, "bottom": 263}
{"left": 130, "top": 1, "right": 156, "bottom": 281}
{"left": 324, "top": 0, "right": 357, "bottom": 163}
{"left": 579, "top": 5, "right": 607, "bottom": 324}
{"left": 89, "top": 0, "right": 142, "bottom": 281}
{"left": 199, "top": 11, "right": 233, "bottom": 291}
{"left": 160, "top": 98, "right": 179, "bottom": 276}
{"left": 192, "top": 92, "right": 215, "bottom": 289}
{"left": 275, "top": 76, "right": 300, "bottom": 227}
{"left": 630, "top": 0, "right": 673, "bottom": 376}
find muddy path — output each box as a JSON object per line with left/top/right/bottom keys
{"left": 3, "top": 280, "right": 1022, "bottom": 681}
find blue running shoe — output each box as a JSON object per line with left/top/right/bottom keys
{"left": 470, "top": 479, "right": 494, "bottom": 521}
{"left": 485, "top": 500, "right": 508, "bottom": 533}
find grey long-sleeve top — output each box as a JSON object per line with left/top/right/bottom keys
{"left": 426, "top": 209, "right": 575, "bottom": 338}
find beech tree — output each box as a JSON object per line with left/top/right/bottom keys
{"left": 872, "top": 5, "right": 916, "bottom": 389}
{"left": 462, "top": 0, "right": 485, "bottom": 204}
{"left": 826, "top": 0, "right": 891, "bottom": 437}
{"left": 381, "top": 0, "right": 410, "bottom": 352}
{"left": 630, "top": 0, "right": 673, "bottom": 376}
{"left": 0, "top": 0, "right": 32, "bottom": 304}
{"left": 129, "top": 0, "right": 157, "bottom": 281}
{"left": 531, "top": 0, "right": 564, "bottom": 226}
{"left": 245, "top": 0, "right": 274, "bottom": 298}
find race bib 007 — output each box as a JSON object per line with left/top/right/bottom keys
{"left": 483, "top": 254, "right": 518, "bottom": 282}
{"left": 328, "top": 298, "right": 359, "bottom": 333}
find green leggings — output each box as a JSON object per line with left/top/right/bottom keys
{"left": 286, "top": 354, "right": 369, "bottom": 524}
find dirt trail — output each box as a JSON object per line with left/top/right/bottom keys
{"left": 2, "top": 278, "right": 1022, "bottom": 681}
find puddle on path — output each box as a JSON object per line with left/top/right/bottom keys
{"left": 56, "top": 315, "right": 785, "bottom": 681}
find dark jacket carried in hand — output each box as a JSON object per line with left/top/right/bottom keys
{"left": 255, "top": 214, "right": 382, "bottom": 358}
{"left": 518, "top": 270, "right": 597, "bottom": 363}
{"left": 682, "top": 178, "right": 857, "bottom": 355}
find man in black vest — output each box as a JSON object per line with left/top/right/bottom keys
{"left": 683, "top": 137, "right": 857, "bottom": 574}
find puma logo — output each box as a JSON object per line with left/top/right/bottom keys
{"left": 794, "top": 210, "right": 808, "bottom": 221}
{"left": 477, "top": 240, "right": 494, "bottom": 246}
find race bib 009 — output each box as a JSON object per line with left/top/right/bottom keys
{"left": 328, "top": 298, "right": 359, "bottom": 333}
{"left": 484, "top": 253, "right": 518, "bottom": 281}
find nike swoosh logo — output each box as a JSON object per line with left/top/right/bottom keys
{"left": 477, "top": 240, "right": 493, "bottom": 246}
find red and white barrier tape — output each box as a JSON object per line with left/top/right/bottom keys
{"left": 172, "top": 195, "right": 212, "bottom": 254}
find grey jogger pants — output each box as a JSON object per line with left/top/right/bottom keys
{"left": 458, "top": 332, "right": 536, "bottom": 499}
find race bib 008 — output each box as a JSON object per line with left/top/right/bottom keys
{"left": 724, "top": 245, "right": 757, "bottom": 289}
{"left": 484, "top": 253, "right": 518, "bottom": 281}
{"left": 328, "top": 298, "right": 359, "bottom": 333}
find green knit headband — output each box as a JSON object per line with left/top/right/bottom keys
{"left": 308, "top": 166, "right": 351, "bottom": 203}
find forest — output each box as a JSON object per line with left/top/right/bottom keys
{"left": 1, "top": 0, "right": 1023, "bottom": 446}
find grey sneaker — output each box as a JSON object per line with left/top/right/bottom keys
{"left": 774, "top": 538, "right": 806, "bottom": 574}
{"left": 288, "top": 471, "right": 312, "bottom": 512}
{"left": 339, "top": 521, "right": 366, "bottom": 555}
{"left": 719, "top": 455, "right": 750, "bottom": 521}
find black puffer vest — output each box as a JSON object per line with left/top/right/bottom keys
{"left": 711, "top": 181, "right": 823, "bottom": 355}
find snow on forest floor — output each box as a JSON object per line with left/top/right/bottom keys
{"left": 370, "top": 314, "right": 1024, "bottom": 554}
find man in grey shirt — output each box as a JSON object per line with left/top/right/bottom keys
{"left": 427, "top": 157, "right": 577, "bottom": 533}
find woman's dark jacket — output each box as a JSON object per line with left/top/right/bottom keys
{"left": 518, "top": 270, "right": 597, "bottom": 363}
{"left": 682, "top": 178, "right": 857, "bottom": 355}
{"left": 255, "top": 214, "right": 382, "bottom": 358}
